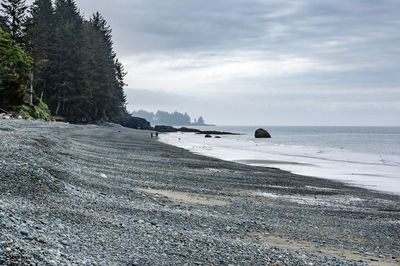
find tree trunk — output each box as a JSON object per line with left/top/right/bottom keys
{"left": 56, "top": 101, "right": 61, "bottom": 115}
{"left": 30, "top": 71, "right": 33, "bottom": 105}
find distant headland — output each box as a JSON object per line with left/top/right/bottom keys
{"left": 131, "top": 110, "right": 215, "bottom": 126}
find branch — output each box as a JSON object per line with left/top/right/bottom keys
{"left": 0, "top": 107, "right": 8, "bottom": 113}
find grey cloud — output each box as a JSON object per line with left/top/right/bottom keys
{"left": 23, "top": 0, "right": 400, "bottom": 125}
{"left": 63, "top": 0, "right": 400, "bottom": 70}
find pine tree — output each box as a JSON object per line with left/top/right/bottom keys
{"left": 1, "top": 0, "right": 128, "bottom": 122}
{"left": 0, "top": 0, "right": 27, "bottom": 46}
{"left": 51, "top": 0, "right": 88, "bottom": 119}
{"left": 198, "top": 116, "right": 205, "bottom": 124}
{"left": 0, "top": 29, "right": 32, "bottom": 110}
{"left": 25, "top": 0, "right": 54, "bottom": 101}
{"left": 87, "top": 12, "right": 126, "bottom": 120}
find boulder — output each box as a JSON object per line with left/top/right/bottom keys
{"left": 196, "top": 130, "right": 238, "bottom": 135}
{"left": 178, "top": 127, "right": 201, "bottom": 133}
{"left": 0, "top": 113, "right": 11, "bottom": 120}
{"left": 205, "top": 134, "right": 212, "bottom": 138}
{"left": 119, "top": 116, "right": 152, "bottom": 130}
{"left": 154, "top": 125, "right": 178, "bottom": 132}
{"left": 255, "top": 128, "right": 271, "bottom": 138}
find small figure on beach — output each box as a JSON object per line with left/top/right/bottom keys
{"left": 151, "top": 133, "right": 154, "bottom": 138}
{"left": 156, "top": 132, "right": 159, "bottom": 137}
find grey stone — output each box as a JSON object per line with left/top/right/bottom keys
{"left": 20, "top": 229, "right": 29, "bottom": 236}
{"left": 255, "top": 128, "right": 271, "bottom": 138}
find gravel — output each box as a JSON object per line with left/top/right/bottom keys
{"left": 1, "top": 119, "right": 399, "bottom": 265}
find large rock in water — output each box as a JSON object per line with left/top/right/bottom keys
{"left": 255, "top": 128, "right": 271, "bottom": 138}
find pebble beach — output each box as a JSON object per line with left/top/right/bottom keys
{"left": 1, "top": 119, "right": 399, "bottom": 265}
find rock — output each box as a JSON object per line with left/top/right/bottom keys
{"left": 118, "top": 116, "right": 152, "bottom": 130}
{"left": 214, "top": 136, "right": 221, "bottom": 139}
{"left": 0, "top": 113, "right": 11, "bottom": 120}
{"left": 60, "top": 240, "right": 69, "bottom": 246}
{"left": 154, "top": 125, "right": 179, "bottom": 132}
{"left": 255, "top": 128, "right": 271, "bottom": 138}
{"left": 20, "top": 229, "right": 29, "bottom": 236}
{"left": 178, "top": 127, "right": 201, "bottom": 133}
{"left": 205, "top": 135, "right": 212, "bottom": 138}
{"left": 100, "top": 173, "right": 108, "bottom": 179}
{"left": 197, "top": 131, "right": 237, "bottom": 135}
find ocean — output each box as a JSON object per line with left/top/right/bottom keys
{"left": 159, "top": 126, "right": 400, "bottom": 194}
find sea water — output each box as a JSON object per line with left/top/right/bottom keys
{"left": 159, "top": 126, "right": 400, "bottom": 194}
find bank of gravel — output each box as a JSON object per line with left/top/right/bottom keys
{"left": 0, "top": 119, "right": 399, "bottom": 265}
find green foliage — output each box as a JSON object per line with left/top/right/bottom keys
{"left": 16, "top": 104, "right": 31, "bottom": 118}
{"left": 0, "top": 0, "right": 27, "bottom": 46}
{"left": 0, "top": 29, "right": 32, "bottom": 110}
{"left": 1, "top": 0, "right": 127, "bottom": 122}
{"left": 14, "top": 101, "right": 50, "bottom": 121}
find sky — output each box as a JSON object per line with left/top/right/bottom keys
{"left": 30, "top": 0, "right": 400, "bottom": 125}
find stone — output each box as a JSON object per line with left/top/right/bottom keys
{"left": 178, "top": 127, "right": 201, "bottom": 133}
{"left": 60, "top": 240, "right": 69, "bottom": 246}
{"left": 154, "top": 125, "right": 178, "bottom": 132}
{"left": 205, "top": 135, "right": 212, "bottom": 138}
{"left": 100, "top": 173, "right": 108, "bottom": 179}
{"left": 118, "top": 116, "right": 152, "bottom": 130}
{"left": 255, "top": 128, "right": 271, "bottom": 138}
{"left": 20, "top": 229, "right": 29, "bottom": 236}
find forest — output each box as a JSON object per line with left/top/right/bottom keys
{"left": 0, "top": 0, "right": 127, "bottom": 122}
{"left": 132, "top": 110, "right": 207, "bottom": 126}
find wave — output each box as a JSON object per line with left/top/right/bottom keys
{"left": 159, "top": 131, "right": 400, "bottom": 195}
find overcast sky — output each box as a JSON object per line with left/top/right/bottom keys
{"left": 32, "top": 0, "right": 400, "bottom": 125}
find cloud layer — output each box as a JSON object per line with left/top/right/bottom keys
{"left": 34, "top": 0, "right": 400, "bottom": 125}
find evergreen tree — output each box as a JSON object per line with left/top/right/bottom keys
{"left": 87, "top": 12, "right": 126, "bottom": 120}
{"left": 0, "top": 29, "right": 32, "bottom": 110}
{"left": 0, "top": 13, "right": 8, "bottom": 30}
{"left": 1, "top": 0, "right": 128, "bottom": 122}
{"left": 0, "top": 0, "right": 27, "bottom": 46}
{"left": 25, "top": 0, "right": 54, "bottom": 101}
{"left": 198, "top": 116, "right": 205, "bottom": 124}
{"left": 51, "top": 0, "right": 88, "bottom": 118}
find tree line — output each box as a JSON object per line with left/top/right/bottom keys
{"left": 0, "top": 0, "right": 127, "bottom": 122}
{"left": 132, "top": 110, "right": 206, "bottom": 126}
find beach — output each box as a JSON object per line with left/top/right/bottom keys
{"left": 159, "top": 126, "right": 400, "bottom": 194}
{"left": 1, "top": 120, "right": 399, "bottom": 265}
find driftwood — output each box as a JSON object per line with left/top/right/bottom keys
{"left": 0, "top": 107, "right": 9, "bottom": 113}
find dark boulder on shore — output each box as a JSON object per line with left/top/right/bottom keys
{"left": 178, "top": 127, "right": 201, "bottom": 133}
{"left": 196, "top": 131, "right": 238, "bottom": 135}
{"left": 255, "top": 128, "right": 271, "bottom": 138}
{"left": 153, "top": 125, "right": 238, "bottom": 135}
{"left": 205, "top": 134, "right": 212, "bottom": 138}
{"left": 154, "top": 125, "right": 179, "bottom": 132}
{"left": 118, "top": 116, "right": 152, "bottom": 130}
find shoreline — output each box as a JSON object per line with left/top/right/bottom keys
{"left": 1, "top": 119, "right": 399, "bottom": 265}
{"left": 158, "top": 130, "right": 400, "bottom": 195}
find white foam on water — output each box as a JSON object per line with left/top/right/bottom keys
{"left": 159, "top": 131, "right": 400, "bottom": 195}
